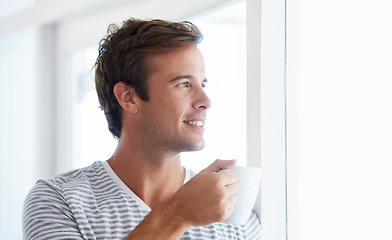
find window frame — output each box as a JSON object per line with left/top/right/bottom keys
{"left": 246, "top": 0, "right": 288, "bottom": 239}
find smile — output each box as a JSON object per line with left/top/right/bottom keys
{"left": 184, "top": 120, "right": 204, "bottom": 127}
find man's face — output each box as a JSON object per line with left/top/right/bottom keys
{"left": 136, "top": 45, "right": 211, "bottom": 154}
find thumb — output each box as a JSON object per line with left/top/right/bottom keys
{"left": 202, "top": 159, "right": 237, "bottom": 173}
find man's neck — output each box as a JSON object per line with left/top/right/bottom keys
{"left": 107, "top": 139, "right": 186, "bottom": 209}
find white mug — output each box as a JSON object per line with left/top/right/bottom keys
{"left": 223, "top": 166, "right": 261, "bottom": 225}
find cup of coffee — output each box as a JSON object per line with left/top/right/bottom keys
{"left": 223, "top": 166, "right": 261, "bottom": 225}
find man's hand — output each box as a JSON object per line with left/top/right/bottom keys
{"left": 125, "top": 159, "right": 238, "bottom": 239}
{"left": 166, "top": 159, "right": 239, "bottom": 226}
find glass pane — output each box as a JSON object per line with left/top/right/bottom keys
{"left": 183, "top": 1, "right": 247, "bottom": 172}
{"left": 293, "top": 1, "right": 392, "bottom": 239}
{"left": 71, "top": 47, "right": 118, "bottom": 169}
{"left": 0, "top": 27, "right": 36, "bottom": 240}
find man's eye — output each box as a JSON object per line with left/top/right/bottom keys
{"left": 178, "top": 82, "right": 191, "bottom": 88}
{"left": 202, "top": 80, "right": 207, "bottom": 88}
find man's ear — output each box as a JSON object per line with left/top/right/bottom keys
{"left": 113, "top": 82, "right": 140, "bottom": 114}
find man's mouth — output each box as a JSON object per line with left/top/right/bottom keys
{"left": 184, "top": 120, "right": 204, "bottom": 127}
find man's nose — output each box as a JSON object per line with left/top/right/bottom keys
{"left": 193, "top": 87, "right": 212, "bottom": 110}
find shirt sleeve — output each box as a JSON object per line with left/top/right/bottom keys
{"left": 23, "top": 179, "right": 84, "bottom": 240}
{"left": 244, "top": 211, "right": 262, "bottom": 240}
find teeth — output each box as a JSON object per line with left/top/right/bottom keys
{"left": 185, "top": 120, "right": 204, "bottom": 127}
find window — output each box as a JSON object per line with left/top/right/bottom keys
{"left": 70, "top": 46, "right": 117, "bottom": 169}
{"left": 0, "top": 27, "right": 36, "bottom": 240}
{"left": 287, "top": 0, "right": 392, "bottom": 239}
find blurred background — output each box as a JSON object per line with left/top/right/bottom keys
{"left": 1, "top": 0, "right": 392, "bottom": 239}
{"left": 0, "top": 0, "right": 247, "bottom": 238}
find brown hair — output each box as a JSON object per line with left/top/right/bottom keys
{"left": 94, "top": 18, "right": 203, "bottom": 138}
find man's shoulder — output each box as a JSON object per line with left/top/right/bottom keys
{"left": 29, "top": 161, "right": 105, "bottom": 195}
{"left": 23, "top": 161, "right": 113, "bottom": 218}
{"left": 22, "top": 161, "right": 117, "bottom": 239}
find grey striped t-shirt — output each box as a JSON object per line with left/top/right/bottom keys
{"left": 23, "top": 161, "right": 261, "bottom": 239}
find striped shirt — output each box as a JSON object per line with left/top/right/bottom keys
{"left": 23, "top": 161, "right": 261, "bottom": 239}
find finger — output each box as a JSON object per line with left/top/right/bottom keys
{"left": 227, "top": 193, "right": 238, "bottom": 206}
{"left": 202, "top": 159, "right": 237, "bottom": 173}
{"left": 224, "top": 194, "right": 238, "bottom": 219}
{"left": 225, "top": 181, "right": 239, "bottom": 196}
{"left": 218, "top": 171, "right": 239, "bottom": 186}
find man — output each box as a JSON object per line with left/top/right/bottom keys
{"left": 23, "top": 18, "right": 261, "bottom": 239}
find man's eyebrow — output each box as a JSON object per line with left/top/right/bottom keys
{"left": 170, "top": 75, "right": 208, "bottom": 82}
{"left": 169, "top": 75, "right": 194, "bottom": 82}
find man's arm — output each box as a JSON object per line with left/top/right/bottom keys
{"left": 23, "top": 180, "right": 84, "bottom": 240}
{"left": 124, "top": 159, "right": 238, "bottom": 240}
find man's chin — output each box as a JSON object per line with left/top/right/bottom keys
{"left": 181, "top": 141, "right": 205, "bottom": 152}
